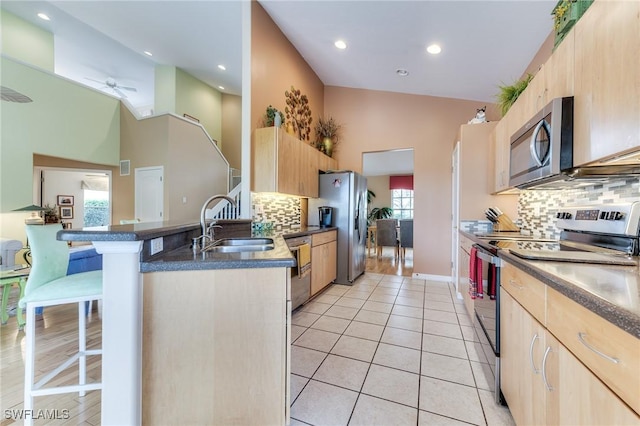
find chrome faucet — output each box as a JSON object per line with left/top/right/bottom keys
{"left": 198, "top": 194, "right": 237, "bottom": 248}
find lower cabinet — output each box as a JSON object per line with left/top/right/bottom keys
{"left": 311, "top": 230, "right": 337, "bottom": 296}
{"left": 501, "top": 287, "right": 639, "bottom": 425}
{"left": 457, "top": 234, "right": 473, "bottom": 317}
{"left": 142, "top": 268, "right": 290, "bottom": 425}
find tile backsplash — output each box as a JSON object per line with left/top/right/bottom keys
{"left": 251, "top": 192, "right": 302, "bottom": 233}
{"left": 518, "top": 177, "right": 640, "bottom": 239}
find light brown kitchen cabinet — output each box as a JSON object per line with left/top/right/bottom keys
{"left": 310, "top": 230, "right": 337, "bottom": 296}
{"left": 546, "top": 286, "right": 640, "bottom": 415}
{"left": 543, "top": 31, "right": 574, "bottom": 102}
{"left": 501, "top": 263, "right": 640, "bottom": 424}
{"left": 500, "top": 288, "right": 549, "bottom": 426}
{"left": 142, "top": 267, "right": 291, "bottom": 425}
{"left": 252, "top": 127, "right": 337, "bottom": 197}
{"left": 573, "top": 0, "right": 640, "bottom": 166}
{"left": 490, "top": 119, "right": 512, "bottom": 193}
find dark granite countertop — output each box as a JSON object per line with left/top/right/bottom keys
{"left": 58, "top": 220, "right": 296, "bottom": 272}
{"left": 58, "top": 220, "right": 200, "bottom": 242}
{"left": 140, "top": 235, "right": 295, "bottom": 272}
{"left": 460, "top": 230, "right": 640, "bottom": 338}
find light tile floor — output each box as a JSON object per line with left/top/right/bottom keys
{"left": 290, "top": 273, "right": 515, "bottom": 426}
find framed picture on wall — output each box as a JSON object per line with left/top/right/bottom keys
{"left": 57, "top": 195, "right": 74, "bottom": 206}
{"left": 60, "top": 206, "right": 74, "bottom": 219}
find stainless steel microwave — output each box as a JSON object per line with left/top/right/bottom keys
{"left": 509, "top": 97, "right": 574, "bottom": 188}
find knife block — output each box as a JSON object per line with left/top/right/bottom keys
{"left": 494, "top": 214, "right": 519, "bottom": 232}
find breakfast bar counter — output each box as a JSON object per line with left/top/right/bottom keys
{"left": 57, "top": 220, "right": 296, "bottom": 425}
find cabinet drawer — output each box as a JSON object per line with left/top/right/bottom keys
{"left": 312, "top": 230, "right": 337, "bottom": 246}
{"left": 547, "top": 287, "right": 640, "bottom": 415}
{"left": 500, "top": 262, "right": 546, "bottom": 325}
{"left": 459, "top": 234, "right": 473, "bottom": 254}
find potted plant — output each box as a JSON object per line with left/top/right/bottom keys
{"left": 43, "top": 204, "right": 60, "bottom": 223}
{"left": 263, "top": 105, "right": 284, "bottom": 127}
{"left": 314, "top": 116, "right": 341, "bottom": 157}
{"left": 496, "top": 73, "right": 533, "bottom": 117}
{"left": 367, "top": 206, "right": 393, "bottom": 227}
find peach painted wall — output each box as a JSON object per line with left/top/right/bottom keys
{"left": 251, "top": 2, "right": 324, "bottom": 139}
{"left": 325, "top": 86, "right": 508, "bottom": 276}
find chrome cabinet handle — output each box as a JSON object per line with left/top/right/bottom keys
{"left": 529, "top": 333, "right": 540, "bottom": 374}
{"left": 542, "top": 346, "right": 553, "bottom": 391}
{"left": 577, "top": 332, "right": 620, "bottom": 364}
{"left": 529, "top": 119, "right": 551, "bottom": 167}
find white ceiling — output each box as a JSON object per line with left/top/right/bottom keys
{"left": 363, "top": 149, "right": 414, "bottom": 177}
{"left": 3, "top": 0, "right": 556, "bottom": 175}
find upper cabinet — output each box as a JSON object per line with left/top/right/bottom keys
{"left": 573, "top": 0, "right": 640, "bottom": 166}
{"left": 493, "top": 0, "right": 639, "bottom": 191}
{"left": 252, "top": 127, "right": 337, "bottom": 198}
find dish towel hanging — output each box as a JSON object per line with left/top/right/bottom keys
{"left": 468, "top": 247, "right": 484, "bottom": 299}
{"left": 488, "top": 263, "right": 497, "bottom": 300}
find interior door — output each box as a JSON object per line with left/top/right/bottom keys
{"left": 451, "top": 142, "right": 460, "bottom": 295}
{"left": 135, "top": 166, "right": 164, "bottom": 222}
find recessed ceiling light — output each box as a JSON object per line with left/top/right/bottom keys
{"left": 218, "top": 86, "right": 225, "bottom": 90}
{"left": 427, "top": 44, "right": 442, "bottom": 55}
{"left": 396, "top": 69, "right": 409, "bottom": 77}
{"left": 218, "top": 64, "right": 226, "bottom": 71}
{"left": 37, "top": 13, "right": 50, "bottom": 21}
{"left": 143, "top": 51, "right": 153, "bottom": 57}
{"left": 334, "top": 40, "right": 347, "bottom": 50}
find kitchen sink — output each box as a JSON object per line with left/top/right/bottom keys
{"left": 202, "top": 237, "right": 275, "bottom": 253}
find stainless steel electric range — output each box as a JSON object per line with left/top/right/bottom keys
{"left": 470, "top": 202, "right": 640, "bottom": 405}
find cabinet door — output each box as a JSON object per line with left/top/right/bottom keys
{"left": 310, "top": 245, "right": 324, "bottom": 296}
{"left": 573, "top": 0, "right": 640, "bottom": 165}
{"left": 500, "top": 289, "right": 547, "bottom": 426}
{"left": 325, "top": 240, "right": 337, "bottom": 284}
{"left": 492, "top": 120, "right": 511, "bottom": 193}
{"left": 277, "top": 133, "right": 301, "bottom": 196}
{"left": 544, "top": 31, "right": 574, "bottom": 102}
{"left": 546, "top": 333, "right": 640, "bottom": 425}
{"left": 458, "top": 236, "right": 472, "bottom": 317}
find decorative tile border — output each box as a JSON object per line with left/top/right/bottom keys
{"left": 518, "top": 177, "right": 640, "bottom": 239}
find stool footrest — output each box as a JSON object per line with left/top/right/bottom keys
{"left": 33, "top": 350, "right": 102, "bottom": 391}
{"left": 31, "top": 382, "right": 102, "bottom": 397}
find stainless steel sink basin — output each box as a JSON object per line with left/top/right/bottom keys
{"left": 202, "top": 238, "right": 275, "bottom": 253}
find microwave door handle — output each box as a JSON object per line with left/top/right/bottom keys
{"left": 529, "top": 120, "right": 548, "bottom": 167}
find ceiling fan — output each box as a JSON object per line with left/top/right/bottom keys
{"left": 85, "top": 77, "right": 137, "bottom": 98}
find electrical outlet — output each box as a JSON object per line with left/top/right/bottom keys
{"left": 150, "top": 237, "right": 163, "bottom": 255}
{"left": 255, "top": 204, "right": 264, "bottom": 215}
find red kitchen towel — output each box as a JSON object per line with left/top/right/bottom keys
{"left": 488, "top": 263, "right": 497, "bottom": 300}
{"left": 476, "top": 253, "right": 484, "bottom": 299}
{"left": 469, "top": 247, "right": 478, "bottom": 299}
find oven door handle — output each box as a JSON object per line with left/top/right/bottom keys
{"left": 475, "top": 249, "right": 502, "bottom": 266}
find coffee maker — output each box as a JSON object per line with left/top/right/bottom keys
{"left": 318, "top": 206, "right": 333, "bottom": 227}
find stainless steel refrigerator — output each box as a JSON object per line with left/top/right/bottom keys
{"left": 308, "top": 171, "right": 367, "bottom": 285}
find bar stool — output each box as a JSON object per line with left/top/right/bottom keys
{"left": 19, "top": 224, "right": 102, "bottom": 425}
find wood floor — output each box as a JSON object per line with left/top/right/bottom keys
{"left": 365, "top": 246, "right": 413, "bottom": 276}
{"left": 0, "top": 247, "right": 410, "bottom": 424}
{"left": 0, "top": 291, "right": 102, "bottom": 426}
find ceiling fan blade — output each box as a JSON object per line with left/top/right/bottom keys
{"left": 85, "top": 77, "right": 106, "bottom": 85}
{"left": 1, "top": 86, "right": 33, "bottom": 103}
{"left": 113, "top": 87, "right": 128, "bottom": 98}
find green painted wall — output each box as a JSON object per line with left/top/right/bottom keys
{"left": 0, "top": 9, "right": 54, "bottom": 71}
{"left": 175, "top": 68, "right": 222, "bottom": 144}
{"left": 0, "top": 57, "right": 120, "bottom": 212}
{"left": 154, "top": 65, "right": 177, "bottom": 116}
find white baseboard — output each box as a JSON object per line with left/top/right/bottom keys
{"left": 412, "top": 273, "right": 453, "bottom": 283}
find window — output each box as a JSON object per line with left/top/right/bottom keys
{"left": 391, "top": 189, "right": 413, "bottom": 219}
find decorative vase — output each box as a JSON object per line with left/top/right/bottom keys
{"left": 286, "top": 122, "right": 295, "bottom": 135}
{"left": 322, "top": 137, "right": 333, "bottom": 157}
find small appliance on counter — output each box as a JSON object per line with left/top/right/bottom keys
{"left": 308, "top": 171, "right": 367, "bottom": 285}
{"left": 318, "top": 206, "right": 333, "bottom": 227}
